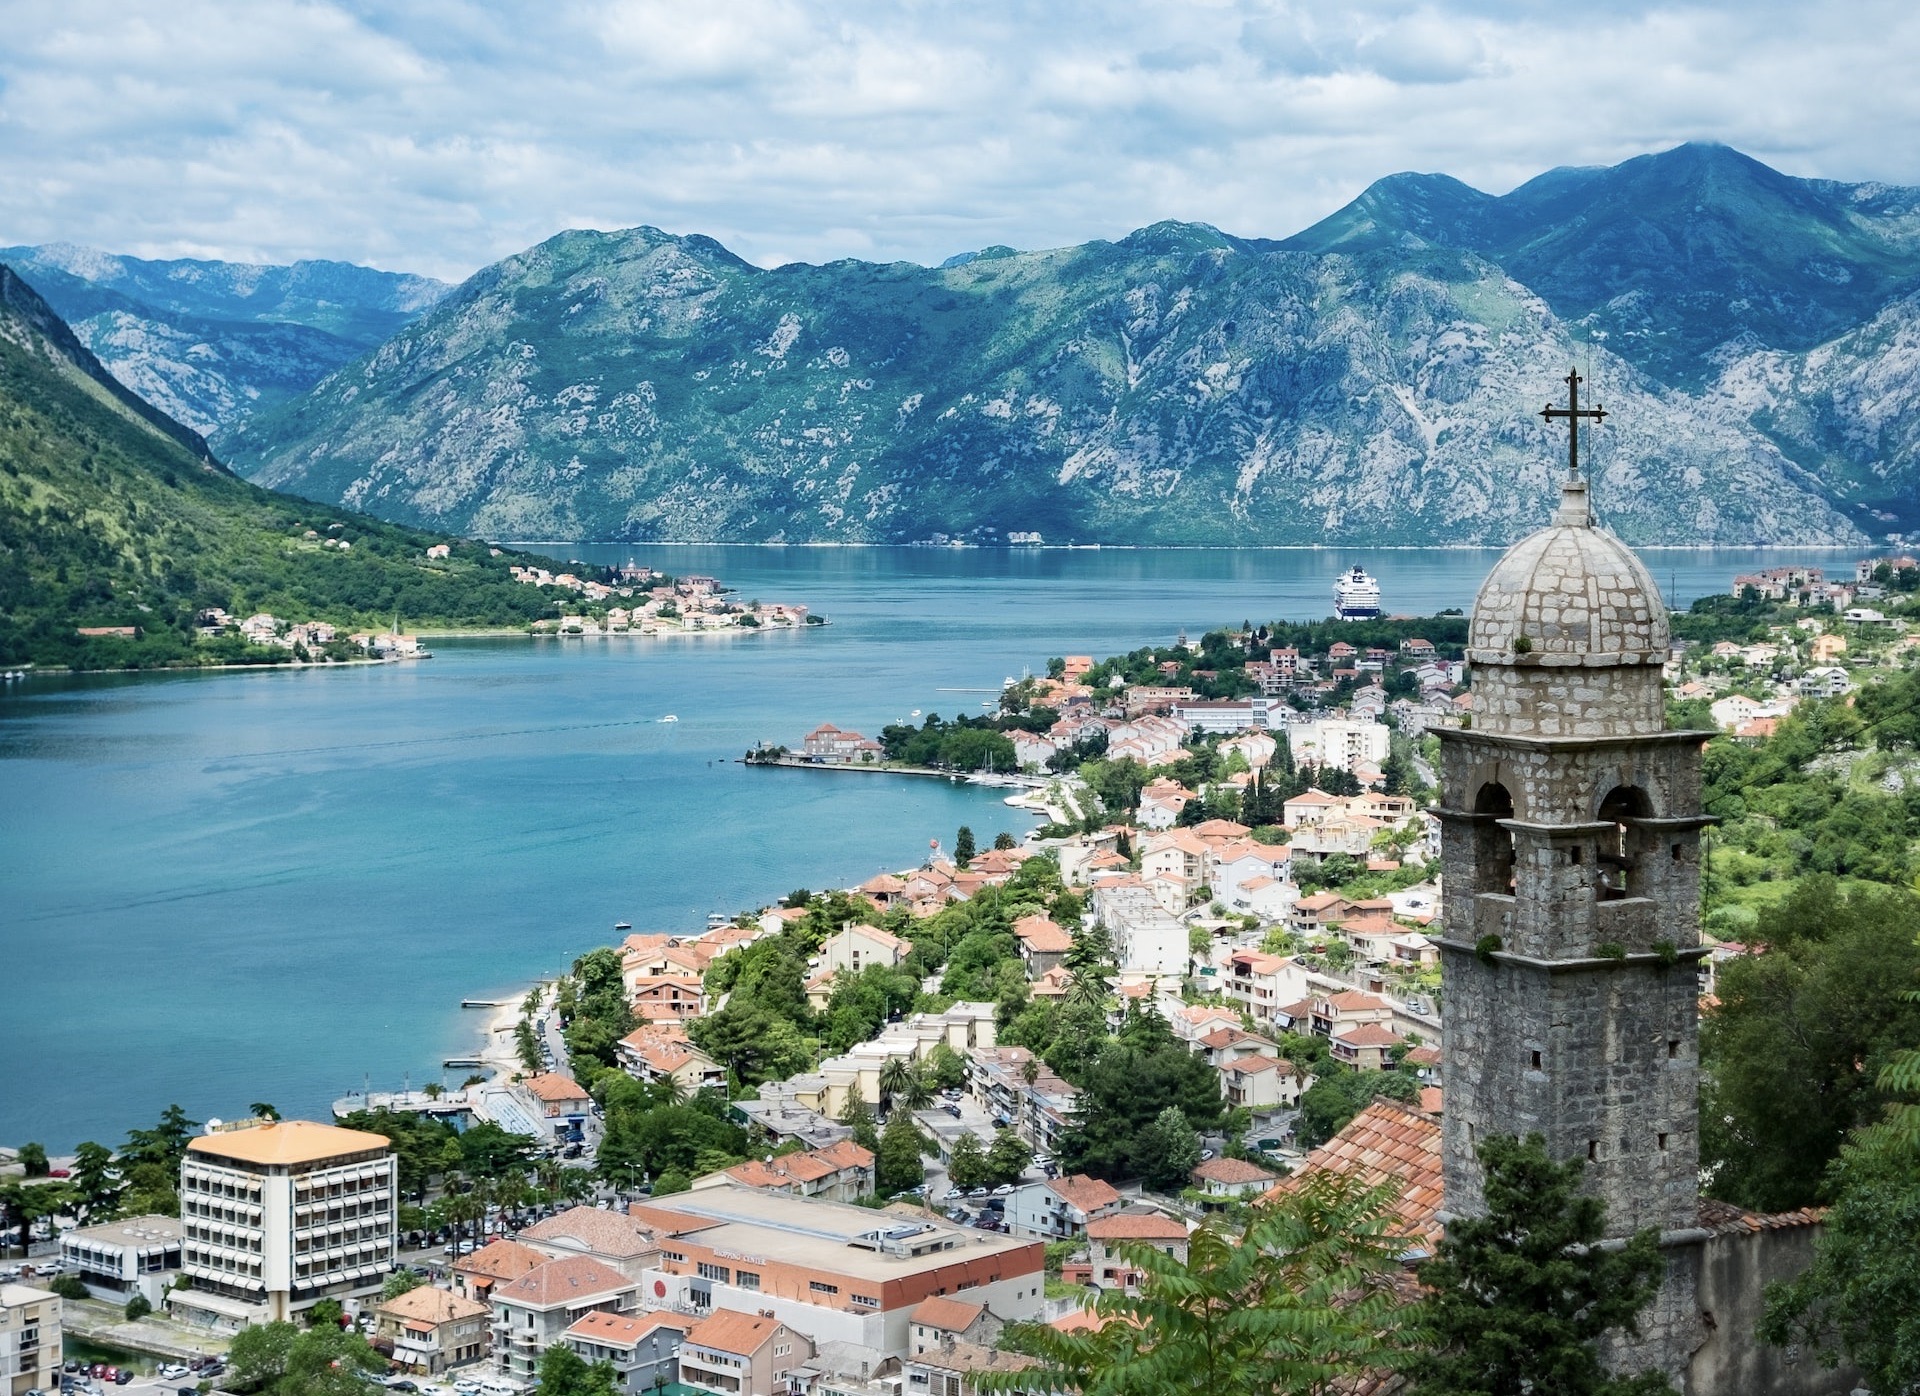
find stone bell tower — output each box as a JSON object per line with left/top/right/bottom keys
{"left": 1434, "top": 373, "right": 1714, "bottom": 1378}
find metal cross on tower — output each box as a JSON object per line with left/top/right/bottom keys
{"left": 1540, "top": 368, "right": 1607, "bottom": 479}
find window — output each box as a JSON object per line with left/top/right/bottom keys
{"left": 663, "top": 1251, "right": 686, "bottom": 1264}
{"left": 1668, "top": 1039, "right": 1681, "bottom": 1059}
{"left": 1568, "top": 846, "right": 1583, "bottom": 865}
{"left": 1587, "top": 1140, "right": 1599, "bottom": 1162}
{"left": 734, "top": 1270, "right": 760, "bottom": 1290}
{"left": 1529, "top": 1050, "right": 1543, "bottom": 1071}
{"left": 852, "top": 1294, "right": 879, "bottom": 1307}
{"left": 1657, "top": 1133, "right": 1669, "bottom": 1152}
{"left": 697, "top": 1263, "right": 731, "bottom": 1283}
{"left": 809, "top": 1281, "right": 839, "bottom": 1295}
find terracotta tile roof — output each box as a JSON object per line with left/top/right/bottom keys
{"left": 684, "top": 1308, "right": 785, "bottom": 1356}
{"left": 813, "top": 1139, "right": 875, "bottom": 1170}
{"left": 563, "top": 1309, "right": 690, "bottom": 1346}
{"left": 1696, "top": 1198, "right": 1826, "bottom": 1234}
{"left": 909, "top": 1295, "right": 986, "bottom": 1332}
{"left": 523, "top": 1072, "right": 589, "bottom": 1103}
{"left": 1324, "top": 991, "right": 1392, "bottom": 1012}
{"left": 454, "top": 1238, "right": 546, "bottom": 1282}
{"left": 376, "top": 1285, "right": 489, "bottom": 1323}
{"left": 1087, "top": 1208, "right": 1188, "bottom": 1241}
{"left": 1265, "top": 1099, "right": 1442, "bottom": 1247}
{"left": 912, "top": 1341, "right": 1038, "bottom": 1377}
{"left": 1404, "top": 1046, "right": 1441, "bottom": 1067}
{"left": 522, "top": 1206, "right": 658, "bottom": 1259}
{"left": 1334, "top": 1024, "right": 1403, "bottom": 1049}
{"left": 1013, "top": 915, "right": 1073, "bottom": 952}
{"left": 186, "top": 1120, "right": 390, "bottom": 1167}
{"left": 1046, "top": 1174, "right": 1122, "bottom": 1214}
{"left": 1221, "top": 1055, "right": 1284, "bottom": 1076}
{"left": 1417, "top": 1087, "right": 1444, "bottom": 1116}
{"left": 1192, "top": 1156, "right": 1278, "bottom": 1186}
{"left": 493, "top": 1255, "right": 635, "bottom": 1307}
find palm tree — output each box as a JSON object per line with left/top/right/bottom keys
{"left": 248, "top": 1102, "right": 280, "bottom": 1121}
{"left": 652, "top": 1071, "right": 688, "bottom": 1108}
{"left": 879, "top": 1057, "right": 916, "bottom": 1111}
{"left": 898, "top": 1064, "right": 936, "bottom": 1112}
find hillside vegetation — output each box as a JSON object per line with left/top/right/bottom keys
{"left": 0, "top": 266, "right": 557, "bottom": 669}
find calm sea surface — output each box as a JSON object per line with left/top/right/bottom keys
{"left": 0, "top": 544, "right": 1857, "bottom": 1147}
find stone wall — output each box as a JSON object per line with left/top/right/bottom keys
{"left": 1689, "top": 1220, "right": 1859, "bottom": 1396}
{"left": 1472, "top": 657, "right": 1669, "bottom": 738}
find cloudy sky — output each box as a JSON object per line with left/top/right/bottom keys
{"left": 2, "top": 0, "right": 1913, "bottom": 282}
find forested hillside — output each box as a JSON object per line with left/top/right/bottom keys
{"left": 0, "top": 265, "right": 558, "bottom": 669}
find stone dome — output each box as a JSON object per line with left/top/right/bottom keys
{"left": 1468, "top": 477, "right": 1668, "bottom": 666}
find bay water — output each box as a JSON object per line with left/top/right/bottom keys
{"left": 0, "top": 545, "right": 1855, "bottom": 1147}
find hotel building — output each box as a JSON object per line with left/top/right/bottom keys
{"left": 173, "top": 1119, "right": 396, "bottom": 1329}
{"left": 634, "top": 1185, "right": 1043, "bottom": 1362}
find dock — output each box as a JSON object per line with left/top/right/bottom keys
{"left": 462, "top": 998, "right": 507, "bottom": 1008}
{"left": 443, "top": 1056, "right": 484, "bottom": 1069}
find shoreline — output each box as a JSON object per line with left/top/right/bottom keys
{"left": 497, "top": 540, "right": 1870, "bottom": 553}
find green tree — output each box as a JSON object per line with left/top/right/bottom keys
{"left": 989, "top": 1172, "right": 1409, "bottom": 1396}
{"left": 985, "top": 1128, "right": 1034, "bottom": 1187}
{"left": 948, "top": 1133, "right": 990, "bottom": 1191}
{"left": 1135, "top": 1106, "right": 1202, "bottom": 1193}
{"left": 124, "top": 1293, "right": 152, "bottom": 1320}
{"left": 1295, "top": 1069, "right": 1420, "bottom": 1149}
{"left": 380, "top": 1269, "right": 426, "bottom": 1299}
{"left": 954, "top": 825, "right": 977, "bottom": 868}
{"left": 924, "top": 1042, "right": 967, "bottom": 1091}
{"left": 877, "top": 1109, "right": 928, "bottom": 1195}
{"left": 652, "top": 1168, "right": 691, "bottom": 1196}
{"left": 1760, "top": 1053, "right": 1920, "bottom": 1393}
{"left": 879, "top": 1056, "right": 916, "bottom": 1111}
{"left": 838, "top": 1084, "right": 881, "bottom": 1154}
{"left": 1702, "top": 877, "right": 1920, "bottom": 1210}
{"left": 535, "top": 1341, "right": 618, "bottom": 1396}
{"left": 305, "top": 1297, "right": 344, "bottom": 1329}
{"left": 16, "top": 1143, "right": 48, "bottom": 1178}
{"left": 993, "top": 831, "right": 1018, "bottom": 850}
{"left": 1408, "top": 1134, "right": 1675, "bottom": 1396}
{"left": 228, "top": 1321, "right": 301, "bottom": 1392}
{"left": 48, "top": 1274, "right": 90, "bottom": 1301}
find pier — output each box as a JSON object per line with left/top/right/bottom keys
{"left": 332, "top": 1088, "right": 475, "bottom": 1120}
{"left": 461, "top": 998, "right": 508, "bottom": 1008}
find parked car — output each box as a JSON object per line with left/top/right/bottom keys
{"left": 991, "top": 1184, "right": 1014, "bottom": 1195}
{"left": 943, "top": 1104, "right": 963, "bottom": 1118}
{"left": 113, "top": 1374, "right": 133, "bottom": 1387}
{"left": 158, "top": 1365, "right": 188, "bottom": 1380}
{"left": 967, "top": 1186, "right": 988, "bottom": 1197}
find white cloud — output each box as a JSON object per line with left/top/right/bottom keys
{"left": 0, "top": 0, "right": 1913, "bottom": 282}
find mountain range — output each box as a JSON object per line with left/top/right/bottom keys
{"left": 17, "top": 143, "right": 1920, "bottom": 547}
{"left": 0, "top": 244, "right": 447, "bottom": 440}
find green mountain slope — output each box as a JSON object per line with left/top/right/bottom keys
{"left": 224, "top": 223, "right": 1861, "bottom": 547}
{"left": 0, "top": 265, "right": 558, "bottom": 669}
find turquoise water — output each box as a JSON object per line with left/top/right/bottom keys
{"left": 0, "top": 544, "right": 1858, "bottom": 1147}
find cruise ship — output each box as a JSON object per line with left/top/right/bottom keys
{"left": 1333, "top": 565, "right": 1383, "bottom": 620}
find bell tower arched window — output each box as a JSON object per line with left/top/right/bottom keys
{"left": 1597, "top": 785, "right": 1655, "bottom": 900}
{"left": 1473, "top": 782, "right": 1516, "bottom": 896}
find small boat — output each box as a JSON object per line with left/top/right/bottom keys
{"left": 910, "top": 709, "right": 921, "bottom": 717}
{"left": 657, "top": 714, "right": 679, "bottom": 723}
{"left": 614, "top": 922, "right": 631, "bottom": 931}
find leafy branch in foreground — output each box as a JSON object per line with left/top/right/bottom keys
{"left": 987, "top": 1170, "right": 1412, "bottom": 1396}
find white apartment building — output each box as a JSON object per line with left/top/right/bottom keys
{"left": 1, "top": 1283, "right": 61, "bottom": 1396}
{"left": 1287, "top": 719, "right": 1389, "bottom": 774}
{"left": 60, "top": 1215, "right": 182, "bottom": 1306}
{"left": 173, "top": 1119, "right": 396, "bottom": 1330}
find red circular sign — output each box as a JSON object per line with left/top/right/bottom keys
{"left": 654, "top": 1280, "right": 667, "bottom": 1298}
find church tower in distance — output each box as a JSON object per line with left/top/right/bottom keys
{"left": 1434, "top": 375, "right": 1714, "bottom": 1378}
